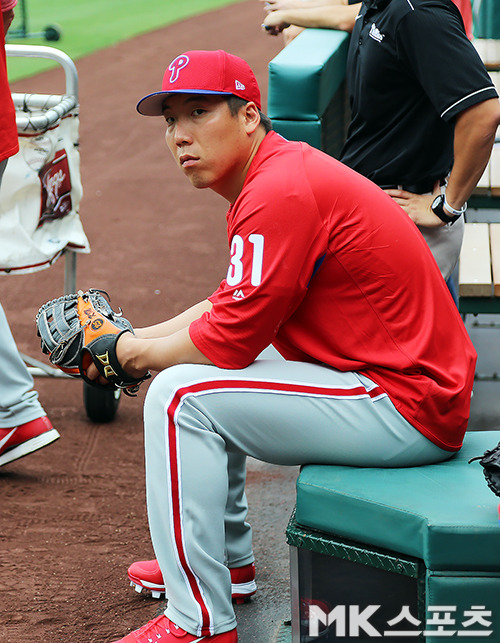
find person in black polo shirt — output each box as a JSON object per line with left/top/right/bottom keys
{"left": 341, "top": 0, "right": 500, "bottom": 281}
{"left": 262, "top": 0, "right": 500, "bottom": 282}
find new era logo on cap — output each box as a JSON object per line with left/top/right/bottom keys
{"left": 137, "top": 50, "right": 261, "bottom": 116}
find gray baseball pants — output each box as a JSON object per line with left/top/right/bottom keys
{"left": 143, "top": 358, "right": 451, "bottom": 637}
{"left": 417, "top": 200, "right": 464, "bottom": 282}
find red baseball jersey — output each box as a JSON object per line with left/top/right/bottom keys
{"left": 0, "top": 9, "right": 18, "bottom": 163}
{"left": 190, "top": 132, "right": 476, "bottom": 451}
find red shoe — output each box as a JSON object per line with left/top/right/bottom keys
{"left": 111, "top": 614, "right": 237, "bottom": 643}
{"left": 229, "top": 563, "right": 257, "bottom": 604}
{"left": 128, "top": 559, "right": 256, "bottom": 604}
{"left": 0, "top": 416, "right": 60, "bottom": 467}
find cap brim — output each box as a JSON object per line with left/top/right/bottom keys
{"left": 136, "top": 89, "right": 234, "bottom": 116}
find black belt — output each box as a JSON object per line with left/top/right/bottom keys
{"left": 378, "top": 178, "right": 446, "bottom": 194}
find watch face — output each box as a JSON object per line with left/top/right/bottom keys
{"left": 432, "top": 195, "right": 443, "bottom": 209}
{"left": 431, "top": 194, "right": 459, "bottom": 224}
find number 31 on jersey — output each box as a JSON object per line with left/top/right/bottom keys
{"left": 226, "top": 234, "right": 264, "bottom": 287}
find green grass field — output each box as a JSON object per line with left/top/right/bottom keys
{"left": 6, "top": 0, "right": 243, "bottom": 82}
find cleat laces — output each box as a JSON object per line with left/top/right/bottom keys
{"left": 134, "top": 615, "right": 167, "bottom": 639}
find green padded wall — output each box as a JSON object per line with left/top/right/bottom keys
{"left": 267, "top": 29, "right": 350, "bottom": 157}
{"left": 473, "top": 0, "right": 500, "bottom": 38}
{"left": 271, "top": 84, "right": 348, "bottom": 159}
{"left": 271, "top": 120, "right": 323, "bottom": 150}
{"left": 267, "top": 28, "right": 349, "bottom": 121}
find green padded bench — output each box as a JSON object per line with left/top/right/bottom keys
{"left": 282, "top": 430, "right": 500, "bottom": 642}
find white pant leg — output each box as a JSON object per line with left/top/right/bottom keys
{"left": 0, "top": 302, "right": 45, "bottom": 426}
{"left": 144, "top": 360, "right": 450, "bottom": 636}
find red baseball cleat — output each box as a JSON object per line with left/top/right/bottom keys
{"left": 229, "top": 563, "right": 257, "bottom": 604}
{"left": 128, "top": 559, "right": 165, "bottom": 599}
{"left": 0, "top": 416, "right": 60, "bottom": 467}
{"left": 111, "top": 615, "right": 237, "bottom": 643}
{"left": 128, "top": 559, "right": 256, "bottom": 604}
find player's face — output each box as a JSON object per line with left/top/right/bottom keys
{"left": 162, "top": 94, "right": 260, "bottom": 201}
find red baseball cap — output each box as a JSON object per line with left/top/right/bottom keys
{"left": 136, "top": 50, "right": 261, "bottom": 116}
{"left": 137, "top": 49, "right": 261, "bottom": 116}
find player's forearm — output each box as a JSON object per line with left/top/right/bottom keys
{"left": 134, "top": 299, "right": 212, "bottom": 340}
{"left": 261, "top": 0, "right": 353, "bottom": 10}
{"left": 263, "top": 3, "right": 360, "bottom": 32}
{"left": 118, "top": 327, "right": 213, "bottom": 376}
{"left": 445, "top": 99, "right": 500, "bottom": 211}
{"left": 311, "top": 4, "right": 360, "bottom": 32}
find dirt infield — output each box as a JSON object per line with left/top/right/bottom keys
{"left": 0, "top": 3, "right": 283, "bottom": 641}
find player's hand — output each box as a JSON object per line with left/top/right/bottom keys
{"left": 384, "top": 182, "right": 446, "bottom": 228}
{"left": 85, "top": 332, "right": 147, "bottom": 386}
{"left": 262, "top": 10, "right": 291, "bottom": 34}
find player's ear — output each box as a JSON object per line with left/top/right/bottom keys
{"left": 241, "top": 101, "right": 261, "bottom": 134}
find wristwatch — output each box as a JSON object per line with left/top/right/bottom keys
{"left": 431, "top": 194, "right": 465, "bottom": 225}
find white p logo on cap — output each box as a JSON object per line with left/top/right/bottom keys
{"left": 168, "top": 54, "right": 190, "bottom": 83}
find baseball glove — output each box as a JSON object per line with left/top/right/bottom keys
{"left": 35, "top": 288, "right": 151, "bottom": 396}
{"left": 469, "top": 442, "right": 500, "bottom": 498}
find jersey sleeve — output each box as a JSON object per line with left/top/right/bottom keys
{"left": 189, "top": 182, "right": 328, "bottom": 369}
{"left": 396, "top": 3, "right": 498, "bottom": 121}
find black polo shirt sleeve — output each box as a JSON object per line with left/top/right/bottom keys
{"left": 396, "top": 2, "right": 498, "bottom": 122}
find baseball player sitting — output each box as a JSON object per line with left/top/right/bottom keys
{"left": 87, "top": 50, "right": 476, "bottom": 643}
